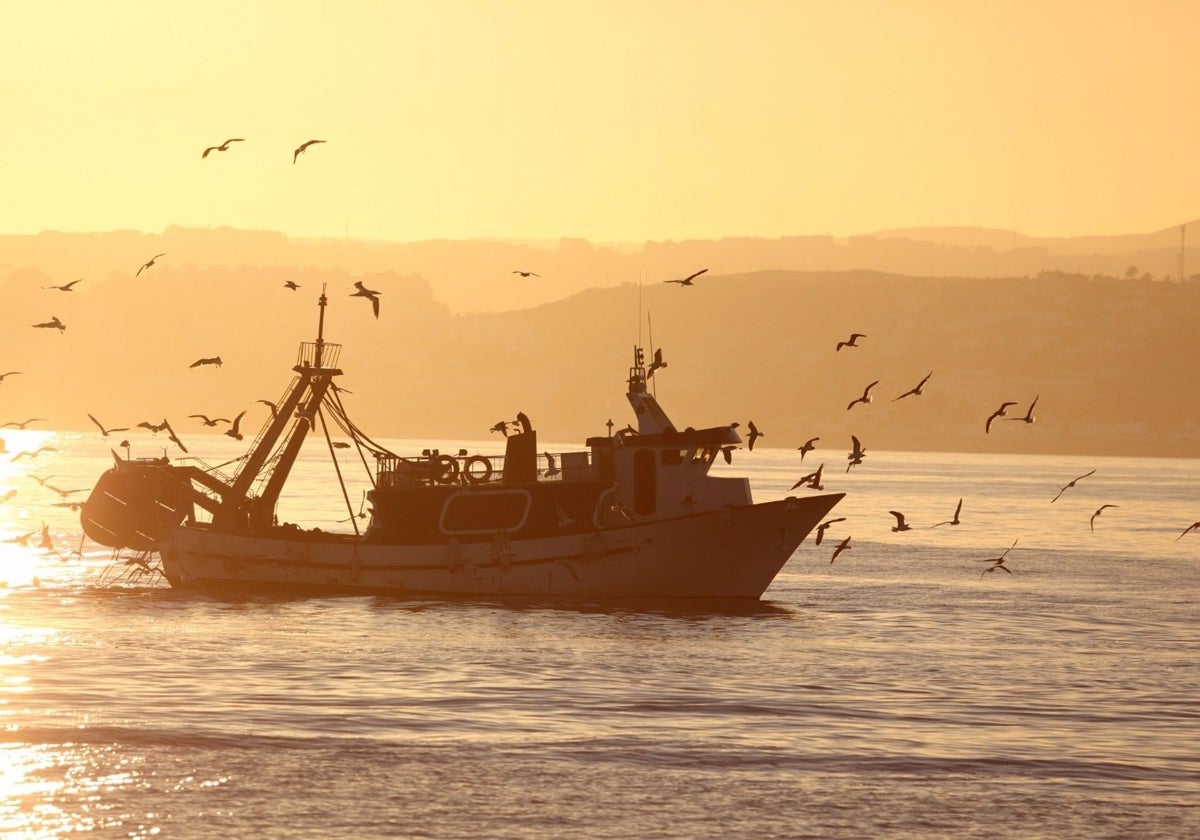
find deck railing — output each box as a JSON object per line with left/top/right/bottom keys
{"left": 296, "top": 341, "right": 342, "bottom": 370}
{"left": 375, "top": 450, "right": 599, "bottom": 488}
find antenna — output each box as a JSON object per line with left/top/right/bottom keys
{"left": 637, "top": 270, "right": 644, "bottom": 346}
{"left": 647, "top": 311, "right": 655, "bottom": 396}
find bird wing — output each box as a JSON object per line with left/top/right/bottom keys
{"left": 684, "top": 268, "right": 708, "bottom": 283}
{"left": 87, "top": 413, "right": 104, "bottom": 432}
{"left": 371, "top": 295, "right": 380, "bottom": 318}
{"left": 889, "top": 510, "right": 906, "bottom": 527}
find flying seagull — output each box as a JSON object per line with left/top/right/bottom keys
{"left": 646, "top": 348, "right": 667, "bottom": 379}
{"left": 284, "top": 280, "right": 300, "bottom": 290}
{"left": 136, "top": 253, "right": 166, "bottom": 276}
{"left": 188, "top": 414, "right": 231, "bottom": 427}
{"left": 1177, "top": 522, "right": 1200, "bottom": 541}
{"left": 2, "top": 418, "right": 45, "bottom": 429}
{"left": 985, "top": 401, "right": 1019, "bottom": 433}
{"left": 893, "top": 371, "right": 933, "bottom": 401}
{"left": 490, "top": 421, "right": 509, "bottom": 437}
{"left": 225, "top": 410, "right": 247, "bottom": 441}
{"left": 1090, "top": 504, "right": 1118, "bottom": 533}
{"left": 44, "top": 279, "right": 82, "bottom": 292}
{"left": 350, "top": 280, "right": 381, "bottom": 318}
{"left": 1050, "top": 468, "right": 1097, "bottom": 503}
{"left": 293, "top": 139, "right": 325, "bottom": 163}
{"left": 836, "top": 333, "right": 866, "bottom": 351}
{"left": 746, "top": 420, "right": 763, "bottom": 451}
{"left": 847, "top": 381, "right": 879, "bottom": 411}
{"left": 512, "top": 270, "right": 540, "bottom": 278}
{"left": 202, "top": 138, "right": 244, "bottom": 158}
{"left": 814, "top": 517, "right": 846, "bottom": 546}
{"left": 830, "top": 536, "right": 852, "bottom": 564}
{"left": 797, "top": 437, "right": 819, "bottom": 460}
{"left": 33, "top": 316, "right": 66, "bottom": 332}
{"left": 1006, "top": 395, "right": 1039, "bottom": 425}
{"left": 87, "top": 413, "right": 130, "bottom": 438}
{"left": 163, "top": 419, "right": 188, "bottom": 453}
{"left": 136, "top": 419, "right": 169, "bottom": 433}
{"left": 846, "top": 434, "right": 866, "bottom": 472}
{"left": 190, "top": 356, "right": 223, "bottom": 368}
{"left": 889, "top": 510, "right": 912, "bottom": 532}
{"left": 256, "top": 399, "right": 278, "bottom": 419}
{"left": 790, "top": 463, "right": 824, "bottom": 491}
{"left": 980, "top": 538, "right": 1018, "bottom": 578}
{"left": 664, "top": 268, "right": 707, "bottom": 286}
{"left": 931, "top": 498, "right": 963, "bottom": 528}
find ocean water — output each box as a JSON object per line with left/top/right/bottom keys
{"left": 1, "top": 431, "right": 1197, "bottom": 838}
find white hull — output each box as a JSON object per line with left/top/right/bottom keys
{"left": 160, "top": 494, "right": 843, "bottom": 600}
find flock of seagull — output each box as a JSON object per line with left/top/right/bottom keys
{"left": 6, "top": 228, "right": 1198, "bottom": 574}
{"left": 656, "top": 269, "right": 1198, "bottom": 573}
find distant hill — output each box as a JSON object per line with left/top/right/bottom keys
{"left": 0, "top": 265, "right": 1196, "bottom": 458}
{"left": 2, "top": 222, "right": 1198, "bottom": 314}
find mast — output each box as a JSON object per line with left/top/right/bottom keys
{"left": 212, "top": 289, "right": 343, "bottom": 531}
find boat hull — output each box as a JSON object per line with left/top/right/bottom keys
{"left": 159, "top": 494, "right": 843, "bottom": 600}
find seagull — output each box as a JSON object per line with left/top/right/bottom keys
{"left": 2, "top": 418, "right": 45, "bottom": 429}
{"left": 543, "top": 453, "right": 560, "bottom": 477}
{"left": 350, "top": 280, "right": 381, "bottom": 318}
{"left": 847, "top": 381, "right": 879, "bottom": 411}
{"left": 202, "top": 138, "right": 244, "bottom": 158}
{"left": 33, "top": 316, "right": 66, "bottom": 332}
{"left": 225, "top": 410, "right": 247, "bottom": 441}
{"left": 284, "top": 280, "right": 300, "bottom": 290}
{"left": 985, "top": 401, "right": 1019, "bottom": 433}
{"left": 512, "top": 270, "right": 540, "bottom": 278}
{"left": 293, "top": 139, "right": 325, "bottom": 163}
{"left": 0, "top": 371, "right": 22, "bottom": 383}
{"left": 893, "top": 371, "right": 933, "bottom": 401}
{"left": 719, "top": 445, "right": 737, "bottom": 464}
{"left": 331, "top": 441, "right": 351, "bottom": 449}
{"left": 489, "top": 421, "right": 509, "bottom": 437}
{"left": 846, "top": 435, "right": 866, "bottom": 472}
{"left": 0, "top": 489, "right": 16, "bottom": 504}
{"left": 223, "top": 410, "right": 246, "bottom": 444}
{"left": 980, "top": 538, "right": 1018, "bottom": 578}
{"left": 931, "top": 498, "right": 963, "bottom": 528}
{"left": 814, "top": 517, "right": 846, "bottom": 545}
{"left": 790, "top": 463, "right": 824, "bottom": 491}
{"left": 44, "top": 483, "right": 86, "bottom": 499}
{"left": 646, "top": 348, "right": 667, "bottom": 379}
{"left": 136, "top": 419, "right": 169, "bottom": 433}
{"left": 889, "top": 510, "right": 912, "bottom": 532}
{"left": 1090, "top": 504, "right": 1118, "bottom": 533}
{"left": 746, "top": 420, "right": 763, "bottom": 451}
{"left": 1006, "top": 395, "right": 1039, "bottom": 425}
{"left": 163, "top": 419, "right": 188, "bottom": 453}
{"left": 136, "top": 253, "right": 166, "bottom": 276}
{"left": 188, "top": 414, "right": 231, "bottom": 427}
{"left": 836, "top": 333, "right": 866, "bottom": 351}
{"left": 1050, "top": 468, "right": 1096, "bottom": 503}
{"left": 1177, "top": 522, "right": 1200, "bottom": 541}
{"left": 189, "top": 356, "right": 223, "bottom": 368}
{"left": 796, "top": 437, "right": 819, "bottom": 460}
{"left": 44, "top": 279, "right": 82, "bottom": 292}
{"left": 664, "top": 268, "right": 707, "bottom": 286}
{"left": 256, "top": 399, "right": 278, "bottom": 419}
{"left": 830, "top": 536, "right": 852, "bottom": 564}
{"left": 87, "top": 413, "right": 130, "bottom": 438}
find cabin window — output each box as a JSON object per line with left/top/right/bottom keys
{"left": 634, "top": 449, "right": 657, "bottom": 514}
{"left": 440, "top": 490, "right": 531, "bottom": 535}
{"left": 661, "top": 449, "right": 687, "bottom": 466}
{"left": 691, "top": 447, "right": 711, "bottom": 464}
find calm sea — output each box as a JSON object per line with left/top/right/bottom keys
{"left": 1, "top": 431, "right": 1197, "bottom": 839}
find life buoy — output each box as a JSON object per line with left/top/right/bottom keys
{"left": 432, "top": 454, "right": 460, "bottom": 484}
{"left": 463, "top": 455, "right": 494, "bottom": 484}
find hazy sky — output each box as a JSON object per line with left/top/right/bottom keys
{"left": 3, "top": 1, "right": 1196, "bottom": 243}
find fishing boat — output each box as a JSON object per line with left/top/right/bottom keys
{"left": 81, "top": 292, "right": 843, "bottom": 599}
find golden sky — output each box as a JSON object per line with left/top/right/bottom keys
{"left": 3, "top": 0, "right": 1196, "bottom": 242}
